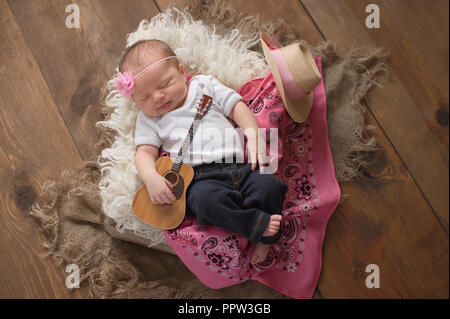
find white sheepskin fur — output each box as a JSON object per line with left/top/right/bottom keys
{"left": 97, "top": 8, "right": 269, "bottom": 250}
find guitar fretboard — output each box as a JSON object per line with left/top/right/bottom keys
{"left": 171, "top": 95, "right": 212, "bottom": 172}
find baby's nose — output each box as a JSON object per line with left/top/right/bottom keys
{"left": 154, "top": 91, "right": 165, "bottom": 102}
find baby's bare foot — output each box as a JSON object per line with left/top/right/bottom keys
{"left": 262, "top": 214, "right": 282, "bottom": 237}
{"left": 251, "top": 242, "right": 269, "bottom": 264}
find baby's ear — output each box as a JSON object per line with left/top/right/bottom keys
{"left": 178, "top": 63, "right": 184, "bottom": 75}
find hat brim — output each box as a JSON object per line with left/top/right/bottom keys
{"left": 261, "top": 36, "right": 314, "bottom": 123}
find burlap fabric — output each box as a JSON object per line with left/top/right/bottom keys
{"left": 30, "top": 0, "right": 389, "bottom": 298}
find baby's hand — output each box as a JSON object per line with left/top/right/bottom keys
{"left": 147, "top": 174, "right": 177, "bottom": 205}
{"left": 248, "top": 138, "right": 270, "bottom": 171}
{"left": 251, "top": 152, "right": 270, "bottom": 171}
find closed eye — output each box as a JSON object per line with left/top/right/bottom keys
{"left": 161, "top": 79, "right": 171, "bottom": 88}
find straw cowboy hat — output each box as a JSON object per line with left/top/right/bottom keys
{"left": 260, "top": 32, "right": 322, "bottom": 123}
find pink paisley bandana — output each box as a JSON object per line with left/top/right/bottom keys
{"left": 158, "top": 57, "right": 340, "bottom": 299}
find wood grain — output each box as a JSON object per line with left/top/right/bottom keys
{"left": 0, "top": 0, "right": 88, "bottom": 298}
{"left": 8, "top": 0, "right": 160, "bottom": 160}
{"left": 320, "top": 113, "right": 448, "bottom": 298}
{"left": 346, "top": 0, "right": 449, "bottom": 148}
{"left": 302, "top": 0, "right": 449, "bottom": 232}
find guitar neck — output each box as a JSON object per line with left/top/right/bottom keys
{"left": 171, "top": 115, "right": 201, "bottom": 172}
{"left": 171, "top": 95, "right": 212, "bottom": 173}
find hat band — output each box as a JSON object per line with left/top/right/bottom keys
{"left": 271, "top": 49, "right": 309, "bottom": 99}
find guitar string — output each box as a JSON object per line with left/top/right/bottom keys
{"left": 172, "top": 96, "right": 211, "bottom": 172}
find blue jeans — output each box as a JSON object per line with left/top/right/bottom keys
{"left": 186, "top": 161, "right": 288, "bottom": 244}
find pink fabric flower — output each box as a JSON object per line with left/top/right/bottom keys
{"left": 115, "top": 71, "right": 134, "bottom": 98}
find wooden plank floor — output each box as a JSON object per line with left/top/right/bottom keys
{"left": 0, "top": 0, "right": 448, "bottom": 298}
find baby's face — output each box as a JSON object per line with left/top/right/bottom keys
{"left": 132, "top": 53, "right": 188, "bottom": 117}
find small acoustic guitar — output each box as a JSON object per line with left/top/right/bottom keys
{"left": 132, "top": 94, "right": 213, "bottom": 229}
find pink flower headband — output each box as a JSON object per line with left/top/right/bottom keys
{"left": 114, "top": 55, "right": 176, "bottom": 98}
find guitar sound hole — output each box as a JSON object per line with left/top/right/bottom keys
{"left": 164, "top": 171, "right": 179, "bottom": 186}
{"left": 163, "top": 171, "right": 184, "bottom": 200}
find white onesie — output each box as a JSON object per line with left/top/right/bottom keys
{"left": 135, "top": 75, "right": 245, "bottom": 167}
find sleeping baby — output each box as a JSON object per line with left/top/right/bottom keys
{"left": 116, "top": 39, "right": 288, "bottom": 264}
